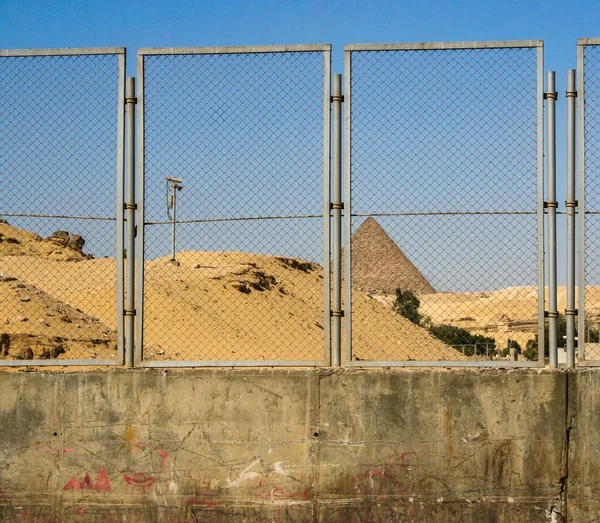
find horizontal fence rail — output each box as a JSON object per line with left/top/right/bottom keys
{"left": 343, "top": 41, "right": 545, "bottom": 367}
{"left": 136, "top": 45, "right": 332, "bottom": 367}
{"left": 0, "top": 47, "right": 126, "bottom": 366}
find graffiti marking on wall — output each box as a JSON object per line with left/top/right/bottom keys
{"left": 62, "top": 467, "right": 111, "bottom": 491}
{"left": 123, "top": 472, "right": 156, "bottom": 495}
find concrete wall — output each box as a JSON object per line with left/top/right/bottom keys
{"left": 0, "top": 368, "right": 594, "bottom": 522}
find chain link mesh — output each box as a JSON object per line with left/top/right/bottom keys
{"left": 582, "top": 44, "right": 600, "bottom": 360}
{"left": 0, "top": 51, "right": 123, "bottom": 363}
{"left": 140, "top": 49, "right": 328, "bottom": 363}
{"left": 347, "top": 45, "right": 541, "bottom": 364}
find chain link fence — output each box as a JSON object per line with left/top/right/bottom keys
{"left": 344, "top": 42, "right": 544, "bottom": 366}
{"left": 7, "top": 41, "right": 600, "bottom": 369}
{"left": 0, "top": 48, "right": 125, "bottom": 365}
{"left": 578, "top": 40, "right": 600, "bottom": 364}
{"left": 137, "top": 46, "right": 331, "bottom": 366}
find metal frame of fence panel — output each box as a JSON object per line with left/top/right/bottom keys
{"left": 136, "top": 45, "right": 331, "bottom": 367}
{"left": 343, "top": 40, "right": 545, "bottom": 368}
{"left": 0, "top": 47, "right": 126, "bottom": 366}
{"left": 577, "top": 38, "right": 600, "bottom": 366}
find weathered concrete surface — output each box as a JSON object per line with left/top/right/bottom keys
{"left": 565, "top": 370, "right": 600, "bottom": 522}
{"left": 0, "top": 368, "right": 578, "bottom": 521}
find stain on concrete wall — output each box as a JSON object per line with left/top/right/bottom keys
{"left": 0, "top": 368, "right": 585, "bottom": 522}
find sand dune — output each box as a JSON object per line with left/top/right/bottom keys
{"left": 7, "top": 219, "right": 597, "bottom": 364}
{"left": 0, "top": 221, "right": 463, "bottom": 361}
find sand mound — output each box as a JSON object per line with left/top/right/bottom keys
{"left": 0, "top": 221, "right": 90, "bottom": 261}
{"left": 0, "top": 274, "right": 117, "bottom": 360}
{"left": 0, "top": 245, "right": 462, "bottom": 362}
{"left": 348, "top": 217, "right": 435, "bottom": 295}
{"left": 139, "top": 250, "right": 459, "bottom": 361}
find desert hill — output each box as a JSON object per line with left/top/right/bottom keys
{"left": 129, "top": 250, "right": 461, "bottom": 362}
{"left": 0, "top": 220, "right": 90, "bottom": 261}
{"left": 0, "top": 221, "right": 462, "bottom": 362}
{"left": 0, "top": 273, "right": 117, "bottom": 360}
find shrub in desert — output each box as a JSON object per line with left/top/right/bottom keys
{"left": 524, "top": 314, "right": 567, "bottom": 360}
{"left": 392, "top": 288, "right": 496, "bottom": 356}
{"left": 524, "top": 313, "right": 600, "bottom": 361}
{"left": 428, "top": 323, "right": 496, "bottom": 357}
{"left": 392, "top": 288, "right": 422, "bottom": 326}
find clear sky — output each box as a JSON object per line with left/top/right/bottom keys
{"left": 2, "top": 0, "right": 597, "bottom": 289}
{"left": 0, "top": 0, "right": 597, "bottom": 79}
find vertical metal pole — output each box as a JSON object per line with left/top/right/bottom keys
{"left": 115, "top": 52, "right": 126, "bottom": 364}
{"left": 577, "top": 43, "right": 586, "bottom": 363}
{"left": 171, "top": 186, "right": 177, "bottom": 262}
{"left": 537, "top": 46, "right": 546, "bottom": 366}
{"left": 566, "top": 69, "right": 577, "bottom": 368}
{"left": 547, "top": 71, "right": 558, "bottom": 368}
{"left": 322, "top": 49, "right": 332, "bottom": 364}
{"left": 125, "top": 77, "right": 136, "bottom": 368}
{"left": 332, "top": 74, "right": 343, "bottom": 367}
{"left": 343, "top": 49, "right": 353, "bottom": 365}
{"left": 136, "top": 54, "right": 146, "bottom": 365}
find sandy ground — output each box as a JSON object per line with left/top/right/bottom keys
{"left": 371, "top": 286, "right": 600, "bottom": 352}
{"left": 3, "top": 221, "right": 598, "bottom": 363}
{"left": 0, "top": 223, "right": 462, "bottom": 362}
{"left": 134, "top": 250, "right": 461, "bottom": 362}
{"left": 0, "top": 273, "right": 117, "bottom": 360}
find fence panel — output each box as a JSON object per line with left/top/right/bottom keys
{"left": 578, "top": 39, "right": 600, "bottom": 365}
{"left": 344, "top": 41, "right": 544, "bottom": 367}
{"left": 0, "top": 48, "right": 126, "bottom": 366}
{"left": 137, "top": 45, "right": 331, "bottom": 367}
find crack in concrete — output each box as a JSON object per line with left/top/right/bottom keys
{"left": 550, "top": 372, "right": 573, "bottom": 523}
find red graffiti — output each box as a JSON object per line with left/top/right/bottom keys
{"left": 354, "top": 455, "right": 412, "bottom": 497}
{"left": 249, "top": 482, "right": 309, "bottom": 501}
{"left": 290, "top": 490, "right": 309, "bottom": 500}
{"left": 62, "top": 467, "right": 111, "bottom": 491}
{"left": 125, "top": 441, "right": 168, "bottom": 470}
{"left": 123, "top": 472, "right": 156, "bottom": 495}
{"left": 357, "top": 456, "right": 394, "bottom": 480}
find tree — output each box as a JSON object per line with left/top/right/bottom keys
{"left": 392, "top": 288, "right": 422, "bottom": 326}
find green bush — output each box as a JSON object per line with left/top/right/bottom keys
{"left": 392, "top": 288, "right": 422, "bottom": 326}
{"left": 524, "top": 314, "right": 566, "bottom": 361}
{"left": 392, "top": 287, "right": 496, "bottom": 357}
{"left": 428, "top": 323, "right": 496, "bottom": 357}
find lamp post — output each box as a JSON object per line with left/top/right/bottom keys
{"left": 166, "top": 176, "right": 183, "bottom": 265}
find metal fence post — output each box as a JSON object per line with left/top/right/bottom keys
{"left": 546, "top": 71, "right": 558, "bottom": 368}
{"left": 566, "top": 69, "right": 577, "bottom": 368}
{"left": 125, "top": 77, "right": 136, "bottom": 368}
{"left": 343, "top": 50, "right": 352, "bottom": 365}
{"left": 577, "top": 43, "right": 586, "bottom": 363}
{"left": 332, "top": 74, "right": 343, "bottom": 366}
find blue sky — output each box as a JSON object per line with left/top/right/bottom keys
{"left": 1, "top": 0, "right": 597, "bottom": 289}
{"left": 0, "top": 0, "right": 596, "bottom": 78}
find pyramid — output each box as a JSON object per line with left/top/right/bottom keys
{"left": 347, "top": 217, "right": 435, "bottom": 295}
